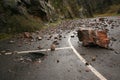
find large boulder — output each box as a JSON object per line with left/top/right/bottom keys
{"left": 77, "top": 27, "right": 110, "bottom": 48}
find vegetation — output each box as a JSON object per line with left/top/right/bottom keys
{"left": 0, "top": 0, "right": 120, "bottom": 40}
{"left": 94, "top": 4, "right": 120, "bottom": 17}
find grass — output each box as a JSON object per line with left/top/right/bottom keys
{"left": 94, "top": 4, "right": 120, "bottom": 17}
{"left": 6, "top": 14, "right": 43, "bottom": 33}
{"left": 0, "top": 15, "right": 63, "bottom": 40}
{"left": 0, "top": 14, "right": 44, "bottom": 40}
{"left": 0, "top": 33, "right": 12, "bottom": 40}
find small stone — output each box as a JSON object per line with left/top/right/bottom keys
{"left": 53, "top": 40, "right": 59, "bottom": 45}
{"left": 57, "top": 60, "right": 59, "bottom": 63}
{"left": 26, "top": 42, "right": 29, "bottom": 44}
{"left": 31, "top": 39, "right": 34, "bottom": 42}
{"left": 1, "top": 51, "right": 6, "bottom": 55}
{"left": 24, "top": 32, "right": 33, "bottom": 38}
{"left": 37, "top": 59, "right": 41, "bottom": 63}
{"left": 59, "top": 38, "right": 62, "bottom": 40}
{"left": 85, "top": 68, "right": 90, "bottom": 72}
{"left": 108, "top": 48, "right": 114, "bottom": 51}
{"left": 78, "top": 70, "right": 81, "bottom": 73}
{"left": 9, "top": 40, "right": 15, "bottom": 44}
{"left": 54, "top": 37, "right": 58, "bottom": 39}
{"left": 92, "top": 56, "right": 96, "bottom": 61}
{"left": 49, "top": 35, "right": 53, "bottom": 39}
{"left": 114, "top": 51, "right": 119, "bottom": 54}
{"left": 47, "top": 38, "right": 50, "bottom": 40}
{"left": 38, "top": 46, "right": 42, "bottom": 49}
{"left": 68, "top": 70, "right": 70, "bottom": 72}
{"left": 71, "top": 34, "right": 74, "bottom": 38}
{"left": 6, "top": 49, "right": 10, "bottom": 52}
{"left": 18, "top": 44, "right": 22, "bottom": 47}
{"left": 51, "top": 44, "right": 56, "bottom": 51}
{"left": 19, "top": 57, "right": 24, "bottom": 61}
{"left": 12, "top": 51, "right": 18, "bottom": 55}
{"left": 58, "top": 34, "right": 62, "bottom": 38}
{"left": 73, "top": 32, "right": 77, "bottom": 35}
{"left": 37, "top": 36, "right": 42, "bottom": 40}
{"left": 111, "top": 37, "right": 117, "bottom": 41}
{"left": 8, "top": 69, "right": 12, "bottom": 72}
{"left": 85, "top": 62, "right": 89, "bottom": 66}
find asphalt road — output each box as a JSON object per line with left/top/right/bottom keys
{"left": 0, "top": 16, "right": 120, "bottom": 80}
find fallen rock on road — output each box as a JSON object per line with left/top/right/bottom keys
{"left": 77, "top": 27, "right": 110, "bottom": 48}
{"left": 50, "top": 44, "right": 56, "bottom": 51}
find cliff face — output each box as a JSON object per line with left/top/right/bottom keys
{"left": 50, "top": 0, "right": 120, "bottom": 18}
{"left": 0, "top": 0, "right": 120, "bottom": 33}
{"left": 0, "top": 0, "right": 56, "bottom": 33}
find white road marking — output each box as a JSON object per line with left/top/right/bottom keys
{"left": 4, "top": 47, "right": 71, "bottom": 55}
{"left": 68, "top": 37, "right": 107, "bottom": 80}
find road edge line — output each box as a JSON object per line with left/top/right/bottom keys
{"left": 68, "top": 36, "right": 107, "bottom": 80}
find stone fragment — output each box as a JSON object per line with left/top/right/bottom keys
{"left": 92, "top": 56, "right": 96, "bottom": 61}
{"left": 50, "top": 44, "right": 56, "bottom": 51}
{"left": 85, "top": 68, "right": 90, "bottom": 72}
{"left": 37, "top": 36, "right": 42, "bottom": 40}
{"left": 9, "top": 40, "right": 15, "bottom": 44}
{"left": 71, "top": 34, "right": 74, "bottom": 38}
{"left": 24, "top": 32, "right": 32, "bottom": 38}
{"left": 57, "top": 60, "right": 59, "bottom": 63}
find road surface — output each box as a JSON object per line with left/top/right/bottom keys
{"left": 0, "top": 16, "right": 120, "bottom": 80}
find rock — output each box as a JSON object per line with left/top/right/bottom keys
{"left": 19, "top": 57, "right": 24, "bottom": 61}
{"left": 8, "top": 69, "right": 12, "bottom": 73}
{"left": 9, "top": 40, "right": 15, "bottom": 44}
{"left": 37, "top": 45, "right": 42, "bottom": 49}
{"left": 58, "top": 34, "right": 62, "bottom": 38}
{"left": 59, "top": 38, "right": 62, "bottom": 40}
{"left": 64, "top": 36, "right": 66, "bottom": 38}
{"left": 24, "top": 32, "right": 32, "bottom": 38}
{"left": 50, "top": 44, "right": 56, "bottom": 51}
{"left": 77, "top": 27, "right": 110, "bottom": 48}
{"left": 67, "top": 70, "right": 70, "bottom": 72}
{"left": 92, "top": 56, "right": 96, "bottom": 61}
{"left": 37, "top": 36, "right": 42, "bottom": 40}
{"left": 52, "top": 40, "right": 59, "bottom": 45}
{"left": 31, "top": 39, "right": 34, "bottom": 42}
{"left": 73, "top": 32, "right": 77, "bottom": 35}
{"left": 18, "top": 44, "right": 22, "bottom": 47}
{"left": 85, "top": 68, "right": 90, "bottom": 72}
{"left": 85, "top": 62, "right": 89, "bottom": 66}
{"left": 111, "top": 37, "right": 117, "bottom": 41}
{"left": 49, "top": 35, "right": 53, "bottom": 39}
{"left": 71, "top": 34, "right": 74, "bottom": 38}
{"left": 54, "top": 36, "right": 58, "bottom": 39}
{"left": 99, "top": 18, "right": 105, "bottom": 22}
{"left": 1, "top": 50, "right": 6, "bottom": 55}
{"left": 57, "top": 60, "right": 59, "bottom": 63}
{"left": 114, "top": 51, "right": 119, "bottom": 54}
{"left": 12, "top": 51, "right": 18, "bottom": 55}
{"left": 35, "top": 59, "right": 41, "bottom": 63}
{"left": 6, "top": 49, "right": 11, "bottom": 52}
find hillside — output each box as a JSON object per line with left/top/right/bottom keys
{"left": 0, "top": 0, "right": 120, "bottom": 39}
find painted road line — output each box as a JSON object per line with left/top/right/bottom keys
{"left": 68, "top": 37, "right": 107, "bottom": 80}
{"left": 4, "top": 47, "right": 71, "bottom": 55}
